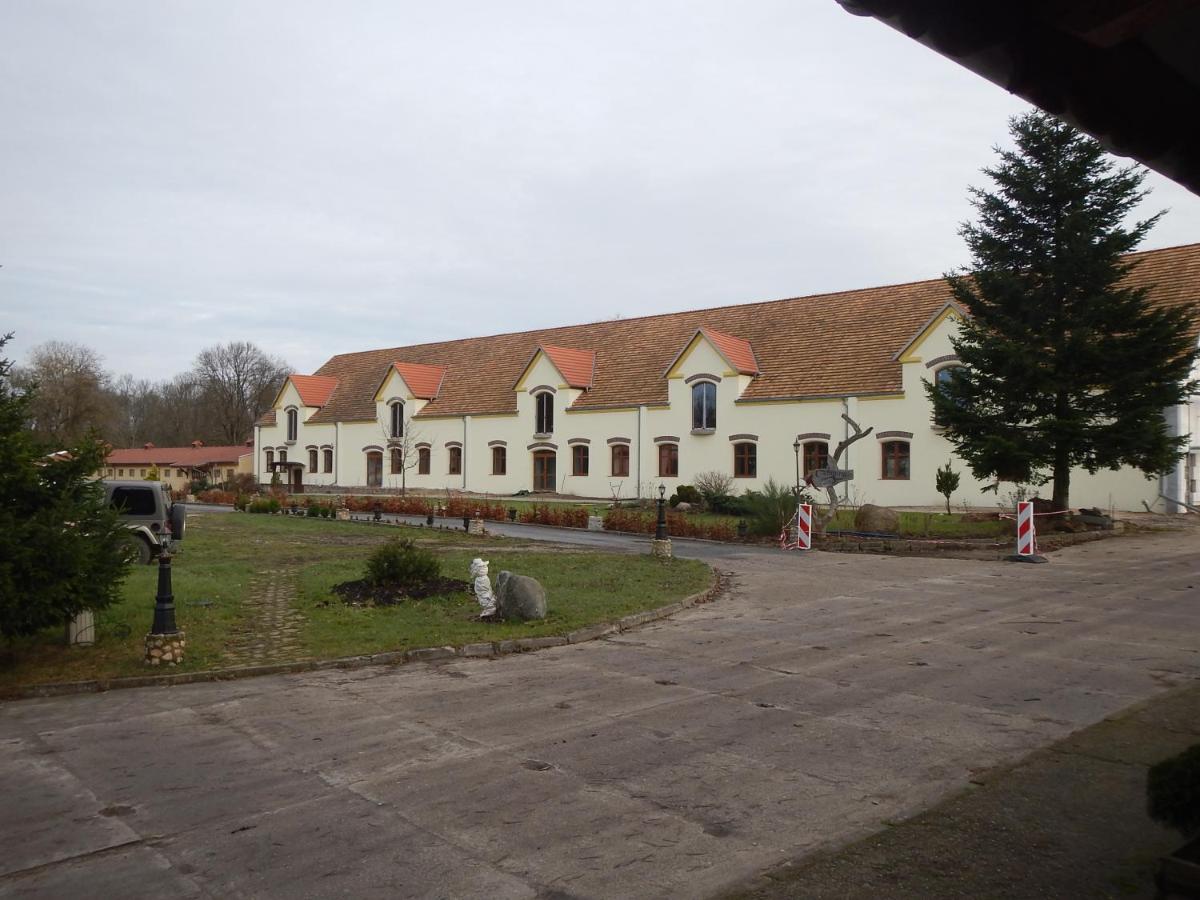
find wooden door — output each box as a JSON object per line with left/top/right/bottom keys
{"left": 289, "top": 466, "right": 303, "bottom": 493}
{"left": 532, "top": 451, "right": 556, "bottom": 492}
{"left": 366, "top": 451, "right": 383, "bottom": 488}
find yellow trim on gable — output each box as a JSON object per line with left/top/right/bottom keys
{"left": 663, "top": 332, "right": 706, "bottom": 379}
{"left": 858, "top": 393, "right": 906, "bottom": 402}
{"left": 513, "top": 348, "right": 570, "bottom": 392}
{"left": 897, "top": 307, "right": 959, "bottom": 364}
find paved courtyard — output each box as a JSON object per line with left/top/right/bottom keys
{"left": 2, "top": 530, "right": 1198, "bottom": 898}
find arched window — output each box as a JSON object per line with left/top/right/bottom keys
{"left": 803, "top": 441, "right": 829, "bottom": 475}
{"left": 265, "top": 449, "right": 274, "bottom": 469}
{"left": 390, "top": 448, "right": 403, "bottom": 474}
{"left": 535, "top": 392, "right": 554, "bottom": 435}
{"left": 308, "top": 448, "right": 318, "bottom": 472}
{"left": 418, "top": 447, "right": 430, "bottom": 474}
{"left": 366, "top": 450, "right": 383, "bottom": 487}
{"left": 322, "top": 448, "right": 333, "bottom": 473}
{"left": 572, "top": 445, "right": 589, "bottom": 476}
{"left": 733, "top": 442, "right": 756, "bottom": 478}
{"left": 611, "top": 444, "right": 629, "bottom": 477}
{"left": 492, "top": 446, "right": 506, "bottom": 475}
{"left": 448, "top": 446, "right": 462, "bottom": 475}
{"left": 881, "top": 441, "right": 910, "bottom": 480}
{"left": 658, "top": 443, "right": 679, "bottom": 477}
{"left": 278, "top": 449, "right": 287, "bottom": 464}
{"left": 286, "top": 408, "right": 298, "bottom": 442}
{"left": 389, "top": 401, "right": 404, "bottom": 439}
{"left": 691, "top": 382, "right": 717, "bottom": 431}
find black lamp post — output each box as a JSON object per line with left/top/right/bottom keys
{"left": 793, "top": 437, "right": 802, "bottom": 497}
{"left": 151, "top": 550, "right": 178, "bottom": 635}
{"left": 373, "top": 501, "right": 382, "bottom": 522}
{"left": 655, "top": 483, "right": 668, "bottom": 540}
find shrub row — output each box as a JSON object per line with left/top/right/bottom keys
{"left": 517, "top": 503, "right": 590, "bottom": 529}
{"left": 195, "top": 488, "right": 238, "bottom": 505}
{"left": 603, "top": 508, "right": 737, "bottom": 542}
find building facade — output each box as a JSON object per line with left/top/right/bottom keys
{"left": 104, "top": 441, "right": 254, "bottom": 492}
{"left": 255, "top": 244, "right": 1200, "bottom": 511}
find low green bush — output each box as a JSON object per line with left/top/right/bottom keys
{"left": 365, "top": 537, "right": 440, "bottom": 589}
{"left": 669, "top": 485, "right": 702, "bottom": 507}
{"left": 740, "top": 478, "right": 810, "bottom": 536}
{"left": 1148, "top": 743, "right": 1200, "bottom": 838}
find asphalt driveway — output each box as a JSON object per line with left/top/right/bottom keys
{"left": 2, "top": 529, "right": 1198, "bottom": 898}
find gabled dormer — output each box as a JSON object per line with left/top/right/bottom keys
{"left": 269, "top": 374, "right": 340, "bottom": 441}
{"left": 664, "top": 327, "right": 759, "bottom": 397}
{"left": 513, "top": 344, "right": 596, "bottom": 437}
{"left": 373, "top": 362, "right": 448, "bottom": 440}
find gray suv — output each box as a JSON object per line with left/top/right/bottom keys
{"left": 102, "top": 480, "right": 186, "bottom": 564}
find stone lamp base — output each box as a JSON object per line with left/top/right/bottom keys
{"left": 650, "top": 539, "right": 673, "bottom": 560}
{"left": 145, "top": 630, "right": 186, "bottom": 666}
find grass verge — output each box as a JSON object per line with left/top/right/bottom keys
{"left": 0, "top": 512, "right": 710, "bottom": 694}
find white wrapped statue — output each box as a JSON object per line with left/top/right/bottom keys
{"left": 469, "top": 558, "right": 497, "bottom": 618}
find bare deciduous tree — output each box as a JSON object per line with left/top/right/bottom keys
{"left": 191, "top": 342, "right": 290, "bottom": 444}
{"left": 12, "top": 340, "right": 113, "bottom": 447}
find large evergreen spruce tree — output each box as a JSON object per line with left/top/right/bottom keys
{"left": 0, "top": 333, "right": 131, "bottom": 643}
{"left": 928, "top": 112, "right": 1198, "bottom": 510}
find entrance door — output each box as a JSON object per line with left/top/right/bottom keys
{"left": 289, "top": 466, "right": 303, "bottom": 493}
{"left": 366, "top": 451, "right": 383, "bottom": 488}
{"left": 532, "top": 451, "right": 556, "bottom": 492}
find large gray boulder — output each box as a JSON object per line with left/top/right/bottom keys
{"left": 495, "top": 571, "right": 547, "bottom": 621}
{"left": 854, "top": 503, "right": 900, "bottom": 534}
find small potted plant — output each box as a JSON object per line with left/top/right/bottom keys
{"left": 1149, "top": 743, "right": 1200, "bottom": 897}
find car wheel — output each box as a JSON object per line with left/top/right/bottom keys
{"left": 130, "top": 535, "right": 153, "bottom": 565}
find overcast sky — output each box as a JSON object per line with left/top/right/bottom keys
{"left": 4, "top": 2, "right": 1199, "bottom": 382}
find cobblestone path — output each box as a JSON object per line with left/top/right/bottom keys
{"left": 223, "top": 569, "right": 306, "bottom": 665}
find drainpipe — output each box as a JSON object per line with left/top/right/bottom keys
{"left": 636, "top": 405, "right": 645, "bottom": 500}
{"left": 253, "top": 425, "right": 261, "bottom": 484}
{"left": 841, "top": 397, "right": 851, "bottom": 502}
{"left": 334, "top": 422, "right": 341, "bottom": 486}
{"left": 463, "top": 416, "right": 470, "bottom": 491}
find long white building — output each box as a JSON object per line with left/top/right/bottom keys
{"left": 255, "top": 243, "right": 1200, "bottom": 511}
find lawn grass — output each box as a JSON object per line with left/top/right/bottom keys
{"left": 297, "top": 549, "right": 708, "bottom": 659}
{"left": 824, "top": 508, "right": 1006, "bottom": 537}
{"left": 0, "top": 512, "right": 709, "bottom": 693}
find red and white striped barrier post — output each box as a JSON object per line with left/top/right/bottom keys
{"left": 795, "top": 503, "right": 812, "bottom": 551}
{"left": 1010, "top": 500, "right": 1048, "bottom": 563}
{"left": 1016, "top": 500, "right": 1035, "bottom": 556}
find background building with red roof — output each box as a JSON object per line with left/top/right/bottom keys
{"left": 103, "top": 440, "right": 254, "bottom": 493}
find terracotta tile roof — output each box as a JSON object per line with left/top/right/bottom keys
{"left": 390, "top": 362, "right": 448, "bottom": 399}
{"left": 107, "top": 445, "right": 250, "bottom": 467}
{"left": 539, "top": 345, "right": 596, "bottom": 388}
{"left": 300, "top": 243, "right": 1200, "bottom": 423}
{"left": 288, "top": 374, "right": 340, "bottom": 408}
{"left": 698, "top": 327, "right": 760, "bottom": 375}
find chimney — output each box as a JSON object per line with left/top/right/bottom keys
{"left": 191, "top": 440, "right": 204, "bottom": 448}
{"left": 143, "top": 442, "right": 155, "bottom": 449}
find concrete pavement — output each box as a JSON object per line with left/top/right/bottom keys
{"left": 2, "top": 530, "right": 1198, "bottom": 898}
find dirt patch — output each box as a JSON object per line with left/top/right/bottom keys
{"left": 332, "top": 576, "right": 470, "bottom": 606}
